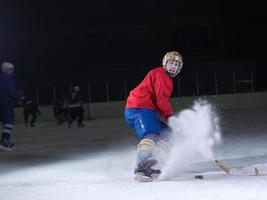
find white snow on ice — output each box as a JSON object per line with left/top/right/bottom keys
{"left": 159, "top": 100, "right": 222, "bottom": 179}
{"left": 1, "top": 100, "right": 267, "bottom": 200}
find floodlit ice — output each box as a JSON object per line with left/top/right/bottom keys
{"left": 1, "top": 102, "right": 267, "bottom": 200}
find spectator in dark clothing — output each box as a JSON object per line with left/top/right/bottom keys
{"left": 67, "top": 86, "right": 85, "bottom": 128}
{"left": 22, "top": 97, "right": 41, "bottom": 127}
{"left": 52, "top": 99, "right": 69, "bottom": 125}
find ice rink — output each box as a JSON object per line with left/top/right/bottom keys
{"left": 1, "top": 105, "right": 267, "bottom": 200}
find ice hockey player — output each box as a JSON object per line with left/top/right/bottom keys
{"left": 124, "top": 51, "right": 183, "bottom": 181}
{"left": 0, "top": 62, "right": 22, "bottom": 151}
{"left": 22, "top": 95, "right": 41, "bottom": 127}
{"left": 67, "top": 86, "right": 85, "bottom": 128}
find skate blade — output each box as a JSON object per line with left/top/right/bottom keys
{"left": 134, "top": 172, "right": 153, "bottom": 182}
{"left": 151, "top": 173, "right": 160, "bottom": 180}
{"left": 0, "top": 146, "right": 14, "bottom": 152}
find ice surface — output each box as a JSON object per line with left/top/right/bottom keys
{"left": 1, "top": 106, "right": 267, "bottom": 200}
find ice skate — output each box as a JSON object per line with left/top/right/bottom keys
{"left": 57, "top": 119, "right": 64, "bottom": 125}
{"left": 0, "top": 138, "right": 15, "bottom": 152}
{"left": 78, "top": 123, "right": 85, "bottom": 127}
{"left": 134, "top": 159, "right": 161, "bottom": 182}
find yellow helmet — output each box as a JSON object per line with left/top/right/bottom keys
{"left": 162, "top": 51, "right": 183, "bottom": 77}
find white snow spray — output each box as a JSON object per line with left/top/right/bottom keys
{"left": 159, "top": 99, "right": 222, "bottom": 179}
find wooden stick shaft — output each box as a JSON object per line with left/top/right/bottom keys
{"left": 213, "top": 159, "right": 230, "bottom": 175}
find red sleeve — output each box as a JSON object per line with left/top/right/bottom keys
{"left": 154, "top": 72, "right": 174, "bottom": 119}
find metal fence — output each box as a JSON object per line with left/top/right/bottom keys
{"left": 29, "top": 71, "right": 258, "bottom": 106}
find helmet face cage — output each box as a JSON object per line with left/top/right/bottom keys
{"left": 162, "top": 51, "right": 183, "bottom": 77}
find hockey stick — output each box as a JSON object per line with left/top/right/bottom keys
{"left": 212, "top": 158, "right": 259, "bottom": 176}
{"left": 212, "top": 158, "right": 230, "bottom": 175}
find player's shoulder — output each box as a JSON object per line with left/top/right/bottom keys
{"left": 0, "top": 73, "right": 12, "bottom": 81}
{"left": 149, "top": 66, "right": 165, "bottom": 75}
{"left": 150, "top": 66, "right": 163, "bottom": 71}
{"left": 150, "top": 66, "right": 170, "bottom": 79}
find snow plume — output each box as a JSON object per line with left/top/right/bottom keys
{"left": 159, "top": 99, "right": 222, "bottom": 179}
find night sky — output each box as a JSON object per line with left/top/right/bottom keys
{"left": 0, "top": 0, "right": 266, "bottom": 103}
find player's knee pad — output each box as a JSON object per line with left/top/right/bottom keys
{"left": 137, "top": 138, "right": 156, "bottom": 152}
{"left": 156, "top": 139, "right": 169, "bottom": 153}
{"left": 137, "top": 138, "right": 156, "bottom": 162}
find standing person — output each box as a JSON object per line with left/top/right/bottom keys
{"left": 68, "top": 86, "right": 85, "bottom": 128}
{"left": 0, "top": 62, "right": 22, "bottom": 151}
{"left": 22, "top": 96, "right": 41, "bottom": 127}
{"left": 53, "top": 99, "right": 69, "bottom": 125}
{"left": 124, "top": 51, "right": 183, "bottom": 181}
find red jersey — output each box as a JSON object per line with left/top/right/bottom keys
{"left": 126, "top": 67, "right": 174, "bottom": 119}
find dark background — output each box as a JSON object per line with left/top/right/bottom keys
{"left": 0, "top": 0, "right": 266, "bottom": 103}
